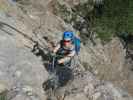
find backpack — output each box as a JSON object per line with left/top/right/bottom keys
{"left": 73, "top": 34, "right": 81, "bottom": 55}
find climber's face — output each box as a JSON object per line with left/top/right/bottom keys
{"left": 63, "top": 40, "right": 71, "bottom": 47}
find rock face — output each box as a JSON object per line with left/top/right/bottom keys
{"left": 0, "top": 0, "right": 132, "bottom": 100}
{"left": 80, "top": 38, "right": 127, "bottom": 81}
{"left": 53, "top": 71, "right": 133, "bottom": 100}
{"left": 0, "top": 12, "right": 48, "bottom": 100}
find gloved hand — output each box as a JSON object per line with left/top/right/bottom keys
{"left": 58, "top": 59, "right": 65, "bottom": 64}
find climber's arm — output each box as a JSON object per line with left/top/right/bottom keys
{"left": 58, "top": 50, "right": 75, "bottom": 64}
{"left": 53, "top": 44, "right": 60, "bottom": 53}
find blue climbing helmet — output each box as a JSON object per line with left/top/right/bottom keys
{"left": 63, "top": 31, "right": 81, "bottom": 55}
{"left": 63, "top": 31, "right": 74, "bottom": 40}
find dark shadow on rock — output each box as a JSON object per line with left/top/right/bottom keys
{"left": 31, "top": 42, "right": 46, "bottom": 59}
{"left": 118, "top": 33, "right": 133, "bottom": 60}
{"left": 31, "top": 41, "right": 53, "bottom": 72}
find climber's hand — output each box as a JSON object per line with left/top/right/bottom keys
{"left": 58, "top": 59, "right": 65, "bottom": 64}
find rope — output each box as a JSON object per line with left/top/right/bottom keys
{"left": 0, "top": 21, "right": 48, "bottom": 51}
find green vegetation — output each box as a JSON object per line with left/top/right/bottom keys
{"left": 55, "top": 1, "right": 94, "bottom": 43}
{"left": 55, "top": 0, "right": 133, "bottom": 42}
{"left": 94, "top": 0, "right": 133, "bottom": 41}
{"left": 0, "top": 91, "right": 7, "bottom": 100}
